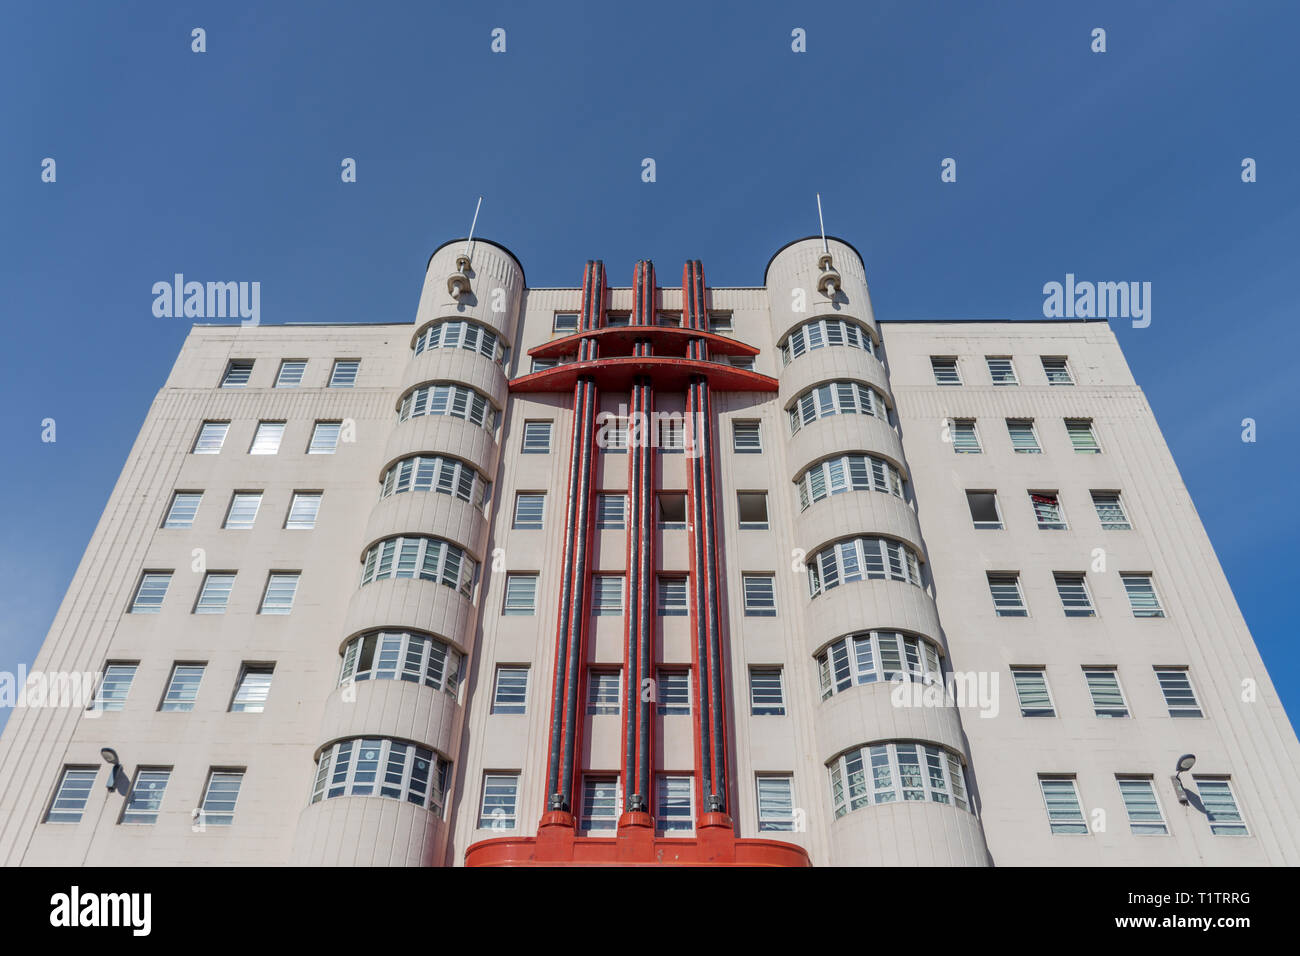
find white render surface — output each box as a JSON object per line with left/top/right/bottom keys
{"left": 1, "top": 237, "right": 1296, "bottom": 867}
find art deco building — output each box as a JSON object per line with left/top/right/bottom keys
{"left": 2, "top": 235, "right": 1297, "bottom": 866}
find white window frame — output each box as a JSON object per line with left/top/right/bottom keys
{"left": 817, "top": 631, "right": 943, "bottom": 699}
{"left": 732, "top": 419, "right": 762, "bottom": 454}
{"left": 1066, "top": 418, "right": 1102, "bottom": 454}
{"left": 275, "top": 360, "right": 306, "bottom": 388}
{"left": 592, "top": 574, "right": 624, "bottom": 616}
{"left": 308, "top": 421, "right": 342, "bottom": 454}
{"left": 220, "top": 360, "right": 253, "bottom": 388}
{"left": 230, "top": 665, "right": 273, "bottom": 713}
{"left": 478, "top": 773, "right": 520, "bottom": 830}
{"left": 742, "top": 573, "right": 777, "bottom": 617}
{"left": 987, "top": 572, "right": 1027, "bottom": 617}
{"left": 130, "top": 571, "right": 172, "bottom": 613}
{"left": 807, "top": 537, "right": 924, "bottom": 597}
{"left": 249, "top": 421, "right": 286, "bottom": 455}
{"left": 829, "top": 742, "right": 970, "bottom": 818}
{"left": 193, "top": 421, "right": 229, "bottom": 455}
{"left": 512, "top": 492, "right": 545, "bottom": 531}
{"left": 491, "top": 666, "right": 529, "bottom": 715}
{"left": 1041, "top": 356, "right": 1075, "bottom": 385}
{"left": 1193, "top": 776, "right": 1248, "bottom": 835}
{"left": 328, "top": 359, "right": 360, "bottom": 388}
{"left": 198, "top": 769, "right": 244, "bottom": 826}
{"left": 522, "top": 420, "right": 552, "bottom": 454}
{"left": 1091, "top": 490, "right": 1131, "bottom": 530}
{"left": 1082, "top": 667, "right": 1129, "bottom": 718}
{"left": 45, "top": 767, "right": 98, "bottom": 824}
{"left": 596, "top": 493, "right": 627, "bottom": 529}
{"left": 338, "top": 630, "right": 463, "bottom": 695}
{"left": 965, "top": 490, "right": 1002, "bottom": 530}
{"left": 91, "top": 663, "right": 137, "bottom": 711}
{"left": 360, "top": 536, "right": 477, "bottom": 596}
{"left": 1122, "top": 573, "right": 1164, "bottom": 618}
{"left": 1054, "top": 573, "right": 1094, "bottom": 617}
{"left": 194, "top": 573, "right": 236, "bottom": 615}
{"left": 163, "top": 492, "right": 202, "bottom": 529}
{"left": 503, "top": 573, "right": 538, "bottom": 616}
{"left": 748, "top": 667, "right": 785, "bottom": 716}
{"left": 1038, "top": 775, "right": 1087, "bottom": 834}
{"left": 580, "top": 775, "right": 620, "bottom": 831}
{"left": 1154, "top": 668, "right": 1202, "bottom": 717}
{"left": 159, "top": 663, "right": 204, "bottom": 712}
{"left": 985, "top": 356, "right": 1018, "bottom": 385}
{"left": 285, "top": 492, "right": 322, "bottom": 529}
{"left": 1011, "top": 667, "right": 1055, "bottom": 717}
{"left": 657, "top": 669, "right": 690, "bottom": 715}
{"left": 223, "top": 491, "right": 263, "bottom": 530}
{"left": 930, "top": 356, "right": 961, "bottom": 386}
{"left": 586, "top": 670, "right": 621, "bottom": 715}
{"left": 120, "top": 768, "right": 170, "bottom": 824}
{"left": 259, "top": 572, "right": 299, "bottom": 615}
{"left": 1116, "top": 776, "right": 1168, "bottom": 835}
{"left": 1007, "top": 419, "right": 1041, "bottom": 454}
{"left": 950, "top": 419, "right": 980, "bottom": 453}
{"left": 656, "top": 775, "right": 694, "bottom": 832}
{"left": 756, "top": 775, "right": 796, "bottom": 831}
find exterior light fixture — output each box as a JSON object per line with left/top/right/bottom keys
{"left": 1172, "top": 753, "right": 1196, "bottom": 805}
{"left": 101, "top": 747, "right": 128, "bottom": 793}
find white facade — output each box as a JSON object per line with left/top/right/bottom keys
{"left": 1, "top": 236, "right": 1296, "bottom": 866}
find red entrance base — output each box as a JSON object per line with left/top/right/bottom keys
{"left": 465, "top": 811, "right": 811, "bottom": 867}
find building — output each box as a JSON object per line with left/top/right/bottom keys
{"left": 2, "top": 235, "right": 1298, "bottom": 866}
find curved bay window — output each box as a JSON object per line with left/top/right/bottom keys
{"left": 339, "top": 629, "right": 464, "bottom": 697}
{"left": 816, "top": 631, "right": 942, "bottom": 699}
{"left": 779, "top": 317, "right": 875, "bottom": 366}
{"left": 360, "top": 535, "right": 477, "bottom": 597}
{"left": 380, "top": 454, "right": 491, "bottom": 510}
{"left": 788, "top": 380, "right": 889, "bottom": 434}
{"left": 828, "top": 741, "right": 971, "bottom": 819}
{"left": 795, "top": 452, "right": 904, "bottom": 511}
{"left": 310, "top": 737, "right": 451, "bottom": 814}
{"left": 397, "top": 382, "right": 499, "bottom": 431}
{"left": 413, "top": 319, "right": 508, "bottom": 364}
{"left": 807, "top": 535, "right": 923, "bottom": 597}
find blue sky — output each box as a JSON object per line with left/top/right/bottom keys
{"left": 1, "top": 1, "right": 1297, "bottom": 733}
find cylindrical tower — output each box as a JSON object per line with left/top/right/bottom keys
{"left": 290, "top": 238, "right": 523, "bottom": 865}
{"left": 765, "top": 237, "right": 991, "bottom": 866}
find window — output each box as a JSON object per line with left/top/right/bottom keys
{"left": 338, "top": 630, "right": 463, "bottom": 696}
{"left": 657, "top": 670, "right": 690, "bottom": 715}
{"left": 223, "top": 492, "right": 262, "bottom": 530}
{"left": 930, "top": 357, "right": 961, "bottom": 385}
{"left": 606, "top": 312, "right": 630, "bottom": 327}
{"left": 397, "top": 384, "right": 498, "bottom": 431}
{"left": 592, "top": 575, "right": 624, "bottom": 616}
{"left": 308, "top": 421, "right": 342, "bottom": 454}
{"left": 230, "top": 665, "right": 273, "bottom": 713}
{"left": 987, "top": 573, "right": 1027, "bottom": 617}
{"left": 749, "top": 667, "right": 785, "bottom": 716}
{"left": 732, "top": 420, "right": 762, "bottom": 453}
{"left": 45, "top": 767, "right": 97, "bottom": 823}
{"left": 1122, "top": 574, "right": 1164, "bottom": 618}
{"left": 1066, "top": 418, "right": 1101, "bottom": 453}
{"left": 1083, "top": 668, "right": 1129, "bottom": 718}
{"left": 1042, "top": 356, "right": 1074, "bottom": 385}
{"left": 587, "top": 670, "right": 621, "bottom": 715}
{"left": 1054, "top": 573, "right": 1094, "bottom": 616}
{"left": 503, "top": 574, "right": 538, "bottom": 615}
{"left": 259, "top": 573, "right": 299, "bottom": 615}
{"left": 1194, "top": 778, "right": 1247, "bottom": 835}
{"left": 160, "top": 663, "right": 204, "bottom": 711}
{"left": 708, "top": 311, "right": 733, "bottom": 332}
{"left": 91, "top": 663, "right": 137, "bottom": 711}
{"left": 950, "top": 419, "right": 980, "bottom": 453}
{"left": 120, "top": 769, "right": 170, "bottom": 824}
{"left": 285, "top": 492, "right": 321, "bottom": 529}
{"left": 657, "top": 776, "right": 693, "bottom": 832}
{"left": 1011, "top": 668, "right": 1055, "bottom": 717}
{"left": 817, "top": 631, "right": 943, "bottom": 697}
{"left": 737, "top": 491, "right": 768, "bottom": 530}
{"left": 194, "top": 573, "right": 235, "bottom": 614}
{"left": 966, "top": 491, "right": 1001, "bottom": 529}
{"left": 780, "top": 317, "right": 875, "bottom": 364}
{"left": 478, "top": 773, "right": 519, "bottom": 829}
{"left": 380, "top": 455, "right": 491, "bottom": 510}
{"left": 807, "top": 537, "right": 924, "bottom": 597}
{"left": 163, "top": 492, "right": 202, "bottom": 529}
{"left": 657, "top": 492, "right": 686, "bottom": 529}
{"left": 360, "top": 536, "right": 477, "bottom": 596}
{"left": 1155, "top": 668, "right": 1202, "bottom": 717}
{"left": 491, "top": 666, "right": 528, "bottom": 715}
{"left": 986, "top": 356, "right": 1018, "bottom": 385}
{"left": 797, "top": 452, "right": 904, "bottom": 511}
{"left": 658, "top": 417, "right": 684, "bottom": 452}
{"left": 310, "top": 738, "right": 451, "bottom": 814}
{"left": 553, "top": 312, "right": 579, "bottom": 333}
{"left": 513, "top": 493, "right": 545, "bottom": 530}
{"left": 601, "top": 415, "right": 628, "bottom": 452}
{"left": 414, "top": 320, "right": 505, "bottom": 362}
{"left": 829, "top": 742, "right": 970, "bottom": 817}
{"left": 199, "top": 770, "right": 243, "bottom": 826}
{"left": 757, "top": 775, "right": 795, "bottom": 831}
{"left": 221, "top": 360, "right": 253, "bottom": 388}
{"left": 1039, "top": 776, "right": 1087, "bottom": 834}
{"left": 657, "top": 575, "right": 687, "bottom": 616}
{"left": 250, "top": 421, "right": 285, "bottom": 455}
{"left": 789, "top": 380, "right": 889, "bottom": 433}
{"left": 275, "top": 360, "right": 306, "bottom": 387}
{"left": 1116, "top": 777, "right": 1167, "bottom": 835}
{"left": 530, "top": 357, "right": 557, "bottom": 373}
{"left": 596, "top": 493, "right": 626, "bottom": 529}
{"left": 1091, "top": 491, "right": 1131, "bottom": 530}
{"left": 193, "top": 421, "right": 229, "bottom": 454}
{"left": 581, "top": 776, "right": 619, "bottom": 830}
{"left": 657, "top": 312, "right": 681, "bottom": 327}
{"left": 522, "top": 420, "right": 552, "bottom": 454}
{"left": 1007, "top": 419, "right": 1041, "bottom": 454}
{"left": 130, "top": 571, "right": 171, "bottom": 613}
{"left": 328, "top": 359, "right": 359, "bottom": 387}
{"left": 742, "top": 574, "right": 776, "bottom": 616}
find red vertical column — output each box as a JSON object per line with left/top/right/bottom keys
{"left": 618, "top": 260, "right": 657, "bottom": 852}
{"left": 539, "top": 260, "right": 605, "bottom": 842}
{"left": 682, "top": 260, "right": 733, "bottom": 841}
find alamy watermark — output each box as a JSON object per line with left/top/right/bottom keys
{"left": 890, "top": 670, "right": 1000, "bottom": 719}
{"left": 1042, "top": 273, "right": 1150, "bottom": 328}
{"left": 0, "top": 666, "right": 100, "bottom": 714}
{"left": 152, "top": 274, "right": 260, "bottom": 325}
{"left": 595, "top": 407, "right": 706, "bottom": 458}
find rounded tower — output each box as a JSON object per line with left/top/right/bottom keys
{"left": 765, "top": 237, "right": 991, "bottom": 866}
{"left": 290, "top": 238, "right": 523, "bottom": 865}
